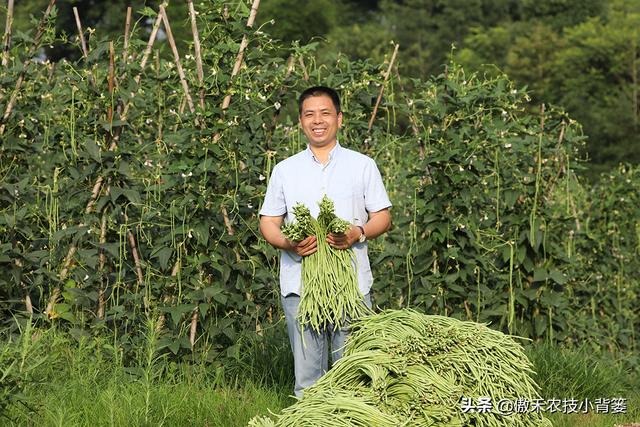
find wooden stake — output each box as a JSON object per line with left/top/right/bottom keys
{"left": 120, "top": 8, "right": 163, "bottom": 120}
{"left": 122, "top": 6, "right": 132, "bottom": 64}
{"left": 2, "top": 0, "right": 15, "bottom": 67}
{"left": 72, "top": 7, "right": 88, "bottom": 58}
{"left": 368, "top": 43, "right": 399, "bottom": 132}
{"left": 298, "top": 56, "right": 309, "bottom": 81}
{"left": 189, "top": 307, "right": 198, "bottom": 349}
{"left": 126, "top": 224, "right": 145, "bottom": 287}
{"left": 97, "top": 209, "right": 108, "bottom": 319}
{"left": 222, "top": 205, "right": 234, "bottom": 235}
{"left": 160, "top": 5, "right": 195, "bottom": 114}
{"left": 107, "top": 42, "right": 115, "bottom": 124}
{"left": 0, "top": 0, "right": 56, "bottom": 137}
{"left": 187, "top": 0, "right": 205, "bottom": 110}
{"left": 221, "top": 0, "right": 261, "bottom": 110}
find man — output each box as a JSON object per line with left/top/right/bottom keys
{"left": 259, "top": 86, "right": 392, "bottom": 397}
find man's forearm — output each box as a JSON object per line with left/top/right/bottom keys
{"left": 362, "top": 209, "right": 392, "bottom": 240}
{"left": 260, "top": 217, "right": 294, "bottom": 251}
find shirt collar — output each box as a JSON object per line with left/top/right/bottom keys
{"left": 306, "top": 141, "right": 342, "bottom": 164}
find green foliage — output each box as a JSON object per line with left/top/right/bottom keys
{"left": 457, "top": 1, "right": 640, "bottom": 173}
{"left": 0, "top": 0, "right": 638, "bottom": 370}
{"left": 256, "top": 0, "right": 340, "bottom": 44}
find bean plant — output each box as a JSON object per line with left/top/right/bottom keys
{"left": 0, "top": 0, "right": 637, "bottom": 365}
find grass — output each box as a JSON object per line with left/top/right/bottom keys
{"left": 1, "top": 319, "right": 295, "bottom": 427}
{"left": 1, "top": 320, "right": 638, "bottom": 427}
{"left": 525, "top": 342, "right": 640, "bottom": 427}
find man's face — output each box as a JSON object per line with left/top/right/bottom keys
{"left": 299, "top": 94, "right": 343, "bottom": 148}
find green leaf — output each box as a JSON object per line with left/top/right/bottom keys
{"left": 84, "top": 138, "right": 101, "bottom": 162}
{"left": 549, "top": 270, "right": 567, "bottom": 285}
{"left": 151, "top": 247, "right": 173, "bottom": 270}
{"left": 533, "top": 268, "right": 548, "bottom": 282}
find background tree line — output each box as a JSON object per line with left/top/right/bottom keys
{"left": 5, "top": 0, "right": 639, "bottom": 175}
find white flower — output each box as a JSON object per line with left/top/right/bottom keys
{"left": 259, "top": 174, "right": 265, "bottom": 181}
{"left": 274, "top": 102, "right": 281, "bottom": 110}
{"left": 504, "top": 143, "right": 512, "bottom": 149}
{"left": 511, "top": 89, "right": 517, "bottom": 94}
{"left": 247, "top": 203, "right": 253, "bottom": 209}
{"left": 84, "top": 274, "right": 89, "bottom": 280}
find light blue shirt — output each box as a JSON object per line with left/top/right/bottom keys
{"left": 259, "top": 142, "right": 392, "bottom": 297}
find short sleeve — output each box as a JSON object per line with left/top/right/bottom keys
{"left": 259, "top": 164, "right": 287, "bottom": 217}
{"left": 364, "top": 158, "right": 392, "bottom": 212}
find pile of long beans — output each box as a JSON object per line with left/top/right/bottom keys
{"left": 281, "top": 196, "right": 371, "bottom": 333}
{"left": 250, "top": 309, "right": 552, "bottom": 426}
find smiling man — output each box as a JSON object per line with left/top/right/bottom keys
{"left": 258, "top": 86, "right": 392, "bottom": 397}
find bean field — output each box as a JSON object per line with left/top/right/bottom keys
{"left": 0, "top": 1, "right": 638, "bottom": 426}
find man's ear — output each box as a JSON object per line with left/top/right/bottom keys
{"left": 338, "top": 112, "right": 343, "bottom": 128}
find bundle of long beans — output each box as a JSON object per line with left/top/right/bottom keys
{"left": 281, "top": 196, "right": 371, "bottom": 333}
{"left": 250, "top": 309, "right": 552, "bottom": 427}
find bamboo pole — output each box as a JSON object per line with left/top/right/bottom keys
{"left": 107, "top": 42, "right": 115, "bottom": 124}
{"left": 189, "top": 307, "right": 198, "bottom": 349}
{"left": 221, "top": 205, "right": 234, "bottom": 235}
{"left": 122, "top": 6, "right": 132, "bottom": 64}
{"left": 0, "top": 0, "right": 56, "bottom": 137}
{"left": 160, "top": 5, "right": 195, "bottom": 114}
{"left": 187, "top": 0, "right": 205, "bottom": 110}
{"left": 125, "top": 216, "right": 145, "bottom": 287}
{"left": 210, "top": 1, "right": 262, "bottom": 234}
{"left": 368, "top": 43, "right": 399, "bottom": 132}
{"left": 220, "top": 0, "right": 261, "bottom": 110}
{"left": 97, "top": 209, "right": 108, "bottom": 319}
{"left": 119, "top": 9, "right": 164, "bottom": 121}
{"left": 72, "top": 7, "right": 88, "bottom": 58}
{"left": 212, "top": 0, "right": 262, "bottom": 146}
{"left": 298, "top": 56, "right": 309, "bottom": 81}
{"left": 2, "top": 0, "right": 14, "bottom": 67}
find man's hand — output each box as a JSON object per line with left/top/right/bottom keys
{"left": 327, "top": 225, "right": 360, "bottom": 250}
{"left": 290, "top": 235, "right": 318, "bottom": 256}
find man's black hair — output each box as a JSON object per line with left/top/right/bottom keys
{"left": 298, "top": 86, "right": 341, "bottom": 115}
